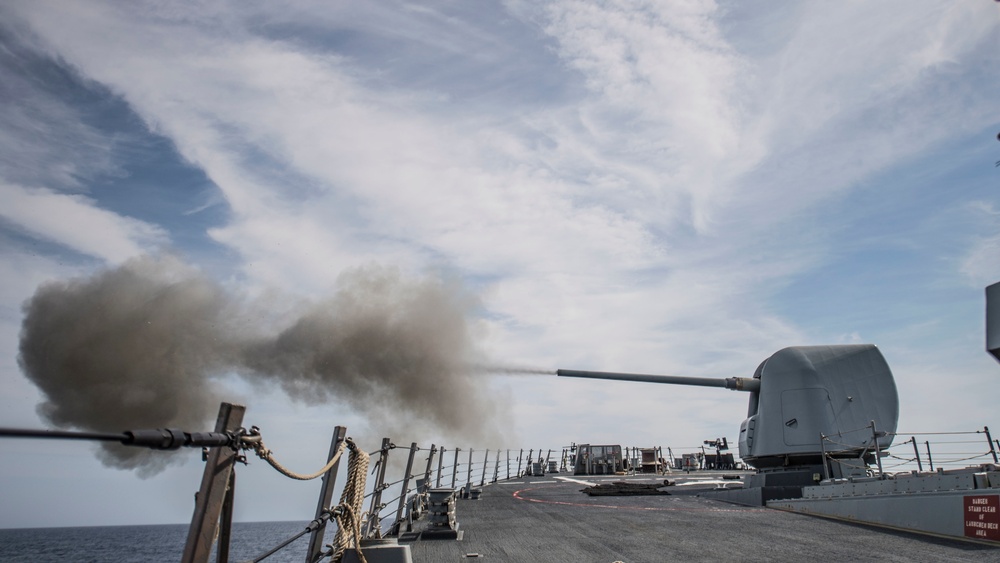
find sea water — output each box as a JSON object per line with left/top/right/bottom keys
{"left": 0, "top": 521, "right": 325, "bottom": 562}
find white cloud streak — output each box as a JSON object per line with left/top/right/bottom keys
{"left": 4, "top": 0, "right": 995, "bottom": 391}
{"left": 0, "top": 183, "right": 168, "bottom": 263}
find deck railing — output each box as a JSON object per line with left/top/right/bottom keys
{"left": 23, "top": 401, "right": 950, "bottom": 562}
{"left": 819, "top": 423, "right": 999, "bottom": 480}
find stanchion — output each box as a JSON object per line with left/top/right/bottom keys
{"left": 182, "top": 402, "right": 246, "bottom": 563}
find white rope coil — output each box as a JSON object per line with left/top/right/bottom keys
{"left": 331, "top": 441, "right": 370, "bottom": 563}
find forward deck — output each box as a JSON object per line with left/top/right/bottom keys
{"left": 403, "top": 472, "right": 999, "bottom": 562}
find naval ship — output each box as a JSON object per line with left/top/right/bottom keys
{"left": 3, "top": 282, "right": 1000, "bottom": 562}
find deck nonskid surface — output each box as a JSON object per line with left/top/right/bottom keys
{"left": 404, "top": 473, "right": 999, "bottom": 563}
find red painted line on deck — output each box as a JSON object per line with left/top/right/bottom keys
{"left": 512, "top": 486, "right": 767, "bottom": 513}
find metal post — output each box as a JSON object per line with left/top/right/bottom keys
{"left": 668, "top": 447, "right": 674, "bottom": 471}
{"left": 451, "top": 448, "right": 461, "bottom": 489}
{"left": 305, "top": 425, "right": 347, "bottom": 563}
{"left": 480, "top": 449, "right": 489, "bottom": 486}
{"left": 517, "top": 449, "right": 523, "bottom": 477}
{"left": 182, "top": 402, "right": 245, "bottom": 563}
{"left": 492, "top": 449, "right": 501, "bottom": 483}
{"left": 422, "top": 444, "right": 436, "bottom": 494}
{"left": 870, "top": 420, "right": 884, "bottom": 478}
{"left": 506, "top": 449, "right": 510, "bottom": 480}
{"left": 364, "top": 438, "right": 392, "bottom": 538}
{"left": 925, "top": 441, "right": 935, "bottom": 471}
{"left": 391, "top": 442, "right": 418, "bottom": 536}
{"left": 984, "top": 426, "right": 999, "bottom": 463}
{"left": 911, "top": 437, "right": 923, "bottom": 471}
{"left": 544, "top": 449, "right": 552, "bottom": 473}
{"left": 465, "top": 448, "right": 474, "bottom": 490}
{"left": 526, "top": 449, "right": 533, "bottom": 476}
{"left": 819, "top": 434, "right": 830, "bottom": 481}
{"left": 436, "top": 447, "right": 446, "bottom": 487}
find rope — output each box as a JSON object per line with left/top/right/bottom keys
{"left": 249, "top": 436, "right": 348, "bottom": 481}
{"left": 331, "top": 440, "right": 370, "bottom": 563}
{"left": 331, "top": 504, "right": 365, "bottom": 563}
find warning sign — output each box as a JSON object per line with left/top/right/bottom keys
{"left": 965, "top": 495, "right": 1000, "bottom": 541}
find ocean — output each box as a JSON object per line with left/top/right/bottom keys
{"left": 0, "top": 521, "right": 325, "bottom": 562}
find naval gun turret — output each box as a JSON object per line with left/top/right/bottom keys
{"left": 559, "top": 345, "right": 899, "bottom": 501}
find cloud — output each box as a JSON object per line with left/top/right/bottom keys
{"left": 521, "top": 1, "right": 749, "bottom": 232}
{"left": 2, "top": 3, "right": 664, "bottom": 288}
{"left": 722, "top": 2, "right": 997, "bottom": 219}
{"left": 0, "top": 183, "right": 168, "bottom": 263}
{"left": 6, "top": 0, "right": 993, "bottom": 380}
{"left": 961, "top": 202, "right": 1000, "bottom": 287}
{"left": 0, "top": 23, "right": 121, "bottom": 190}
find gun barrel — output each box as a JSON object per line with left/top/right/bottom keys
{"left": 556, "top": 369, "right": 759, "bottom": 392}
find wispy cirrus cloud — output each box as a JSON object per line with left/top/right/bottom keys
{"left": 4, "top": 0, "right": 995, "bottom": 372}
{"left": 0, "top": 183, "right": 168, "bottom": 263}
{"left": 0, "top": 24, "right": 121, "bottom": 191}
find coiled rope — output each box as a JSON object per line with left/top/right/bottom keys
{"left": 331, "top": 440, "right": 370, "bottom": 563}
{"left": 241, "top": 430, "right": 370, "bottom": 561}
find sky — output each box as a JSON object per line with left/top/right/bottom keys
{"left": 0, "top": 0, "right": 998, "bottom": 529}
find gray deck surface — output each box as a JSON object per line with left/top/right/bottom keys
{"left": 404, "top": 472, "right": 1000, "bottom": 563}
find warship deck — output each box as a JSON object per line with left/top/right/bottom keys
{"left": 403, "top": 472, "right": 1000, "bottom": 562}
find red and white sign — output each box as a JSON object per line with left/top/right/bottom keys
{"left": 964, "top": 495, "right": 1000, "bottom": 541}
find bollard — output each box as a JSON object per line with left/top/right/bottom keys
{"left": 422, "top": 488, "right": 462, "bottom": 540}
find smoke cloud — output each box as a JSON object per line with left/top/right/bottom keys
{"left": 473, "top": 365, "right": 556, "bottom": 376}
{"left": 18, "top": 255, "right": 506, "bottom": 475}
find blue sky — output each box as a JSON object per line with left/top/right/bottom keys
{"left": 0, "top": 1, "right": 998, "bottom": 528}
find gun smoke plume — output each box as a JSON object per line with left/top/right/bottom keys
{"left": 473, "top": 365, "right": 556, "bottom": 376}
{"left": 19, "top": 255, "right": 505, "bottom": 476}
